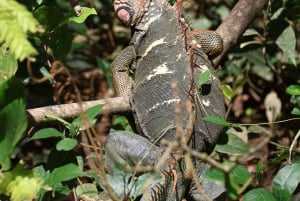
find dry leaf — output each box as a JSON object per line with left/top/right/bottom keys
{"left": 264, "top": 91, "right": 282, "bottom": 123}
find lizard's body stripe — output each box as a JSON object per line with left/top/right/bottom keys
{"left": 202, "top": 99, "right": 210, "bottom": 106}
{"left": 175, "top": 53, "right": 182, "bottom": 61}
{"left": 147, "top": 98, "right": 180, "bottom": 113}
{"left": 140, "top": 13, "right": 162, "bottom": 31}
{"left": 142, "top": 37, "right": 166, "bottom": 58}
{"left": 146, "top": 62, "right": 173, "bottom": 80}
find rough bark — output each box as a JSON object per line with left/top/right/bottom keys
{"left": 214, "top": 0, "right": 269, "bottom": 65}
{"left": 26, "top": 96, "right": 130, "bottom": 125}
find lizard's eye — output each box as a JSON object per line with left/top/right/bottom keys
{"left": 113, "top": 1, "right": 135, "bottom": 25}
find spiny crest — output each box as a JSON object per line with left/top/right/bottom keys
{"left": 113, "top": 0, "right": 151, "bottom": 25}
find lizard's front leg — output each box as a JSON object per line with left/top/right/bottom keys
{"left": 111, "top": 45, "right": 136, "bottom": 96}
{"left": 187, "top": 30, "right": 223, "bottom": 59}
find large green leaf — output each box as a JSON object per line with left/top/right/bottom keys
{"left": 203, "top": 164, "right": 251, "bottom": 200}
{"left": 76, "top": 183, "right": 98, "bottom": 199}
{"left": 69, "top": 7, "right": 97, "bottom": 23}
{"left": 0, "top": 78, "right": 26, "bottom": 170}
{"left": 30, "top": 128, "right": 64, "bottom": 140}
{"left": 0, "top": 1, "right": 39, "bottom": 61}
{"left": 0, "top": 161, "right": 43, "bottom": 201}
{"left": 101, "top": 165, "right": 132, "bottom": 198}
{"left": 48, "top": 25, "right": 74, "bottom": 59}
{"left": 286, "top": 84, "right": 300, "bottom": 96}
{"left": 56, "top": 138, "right": 78, "bottom": 151}
{"left": 275, "top": 25, "right": 297, "bottom": 66}
{"left": 100, "top": 164, "right": 162, "bottom": 200}
{"left": 72, "top": 104, "right": 104, "bottom": 132}
{"left": 46, "top": 163, "right": 87, "bottom": 187}
{"left": 214, "top": 132, "right": 250, "bottom": 155}
{"left": 241, "top": 49, "right": 274, "bottom": 81}
{"left": 244, "top": 188, "right": 276, "bottom": 201}
{"left": 272, "top": 163, "right": 300, "bottom": 201}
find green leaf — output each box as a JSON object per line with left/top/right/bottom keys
{"left": 269, "top": 149, "right": 289, "bottom": 166}
{"left": 272, "top": 163, "right": 300, "bottom": 201}
{"left": 227, "top": 165, "right": 251, "bottom": 200}
{"left": 48, "top": 25, "right": 74, "bottom": 59}
{"left": 44, "top": 115, "right": 72, "bottom": 130}
{"left": 0, "top": 1, "right": 39, "bottom": 61}
{"left": 0, "top": 78, "right": 27, "bottom": 170}
{"left": 275, "top": 25, "right": 296, "bottom": 65}
{"left": 45, "top": 149, "right": 77, "bottom": 171}
{"left": 46, "top": 163, "right": 87, "bottom": 187}
{"left": 291, "top": 108, "right": 300, "bottom": 115}
{"left": 103, "top": 165, "right": 132, "bottom": 198}
{"left": 0, "top": 77, "right": 25, "bottom": 109}
{"left": 69, "top": 7, "right": 97, "bottom": 23}
{"left": 96, "top": 57, "right": 113, "bottom": 89}
{"left": 243, "top": 28, "right": 261, "bottom": 37}
{"left": 56, "top": 138, "right": 78, "bottom": 151}
{"left": 214, "top": 132, "right": 250, "bottom": 155}
{"left": 72, "top": 104, "right": 104, "bottom": 131}
{"left": 230, "top": 165, "right": 251, "bottom": 184}
{"left": 0, "top": 45, "right": 17, "bottom": 85}
{"left": 256, "top": 161, "right": 263, "bottom": 183}
{"left": 244, "top": 188, "right": 276, "bottom": 201}
{"left": 30, "top": 128, "right": 64, "bottom": 140}
{"left": 75, "top": 183, "right": 98, "bottom": 199}
{"left": 242, "top": 50, "right": 273, "bottom": 81}
{"left": 0, "top": 161, "right": 43, "bottom": 201}
{"left": 202, "top": 167, "right": 225, "bottom": 182}
{"left": 286, "top": 85, "right": 300, "bottom": 95}
{"left": 33, "top": 5, "right": 64, "bottom": 31}
{"left": 203, "top": 115, "right": 238, "bottom": 127}
{"left": 197, "top": 70, "right": 211, "bottom": 86}
{"left": 270, "top": 8, "right": 284, "bottom": 20}
{"left": 222, "top": 84, "right": 234, "bottom": 101}
{"left": 203, "top": 164, "right": 251, "bottom": 200}
{"left": 112, "top": 115, "right": 133, "bottom": 132}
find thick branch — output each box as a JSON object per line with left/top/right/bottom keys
{"left": 26, "top": 96, "right": 130, "bottom": 125}
{"left": 214, "top": 0, "right": 269, "bottom": 65}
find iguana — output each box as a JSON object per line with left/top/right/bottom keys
{"left": 105, "top": 0, "right": 225, "bottom": 200}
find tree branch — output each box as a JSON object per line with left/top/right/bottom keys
{"left": 214, "top": 0, "right": 269, "bottom": 65}
{"left": 26, "top": 96, "right": 130, "bottom": 125}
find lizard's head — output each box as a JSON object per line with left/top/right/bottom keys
{"left": 113, "top": 0, "right": 150, "bottom": 26}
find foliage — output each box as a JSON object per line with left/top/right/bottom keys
{"left": 0, "top": 0, "right": 299, "bottom": 200}
{"left": 0, "top": 78, "right": 27, "bottom": 170}
{"left": 0, "top": 161, "right": 43, "bottom": 201}
{"left": 0, "top": 0, "right": 40, "bottom": 61}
